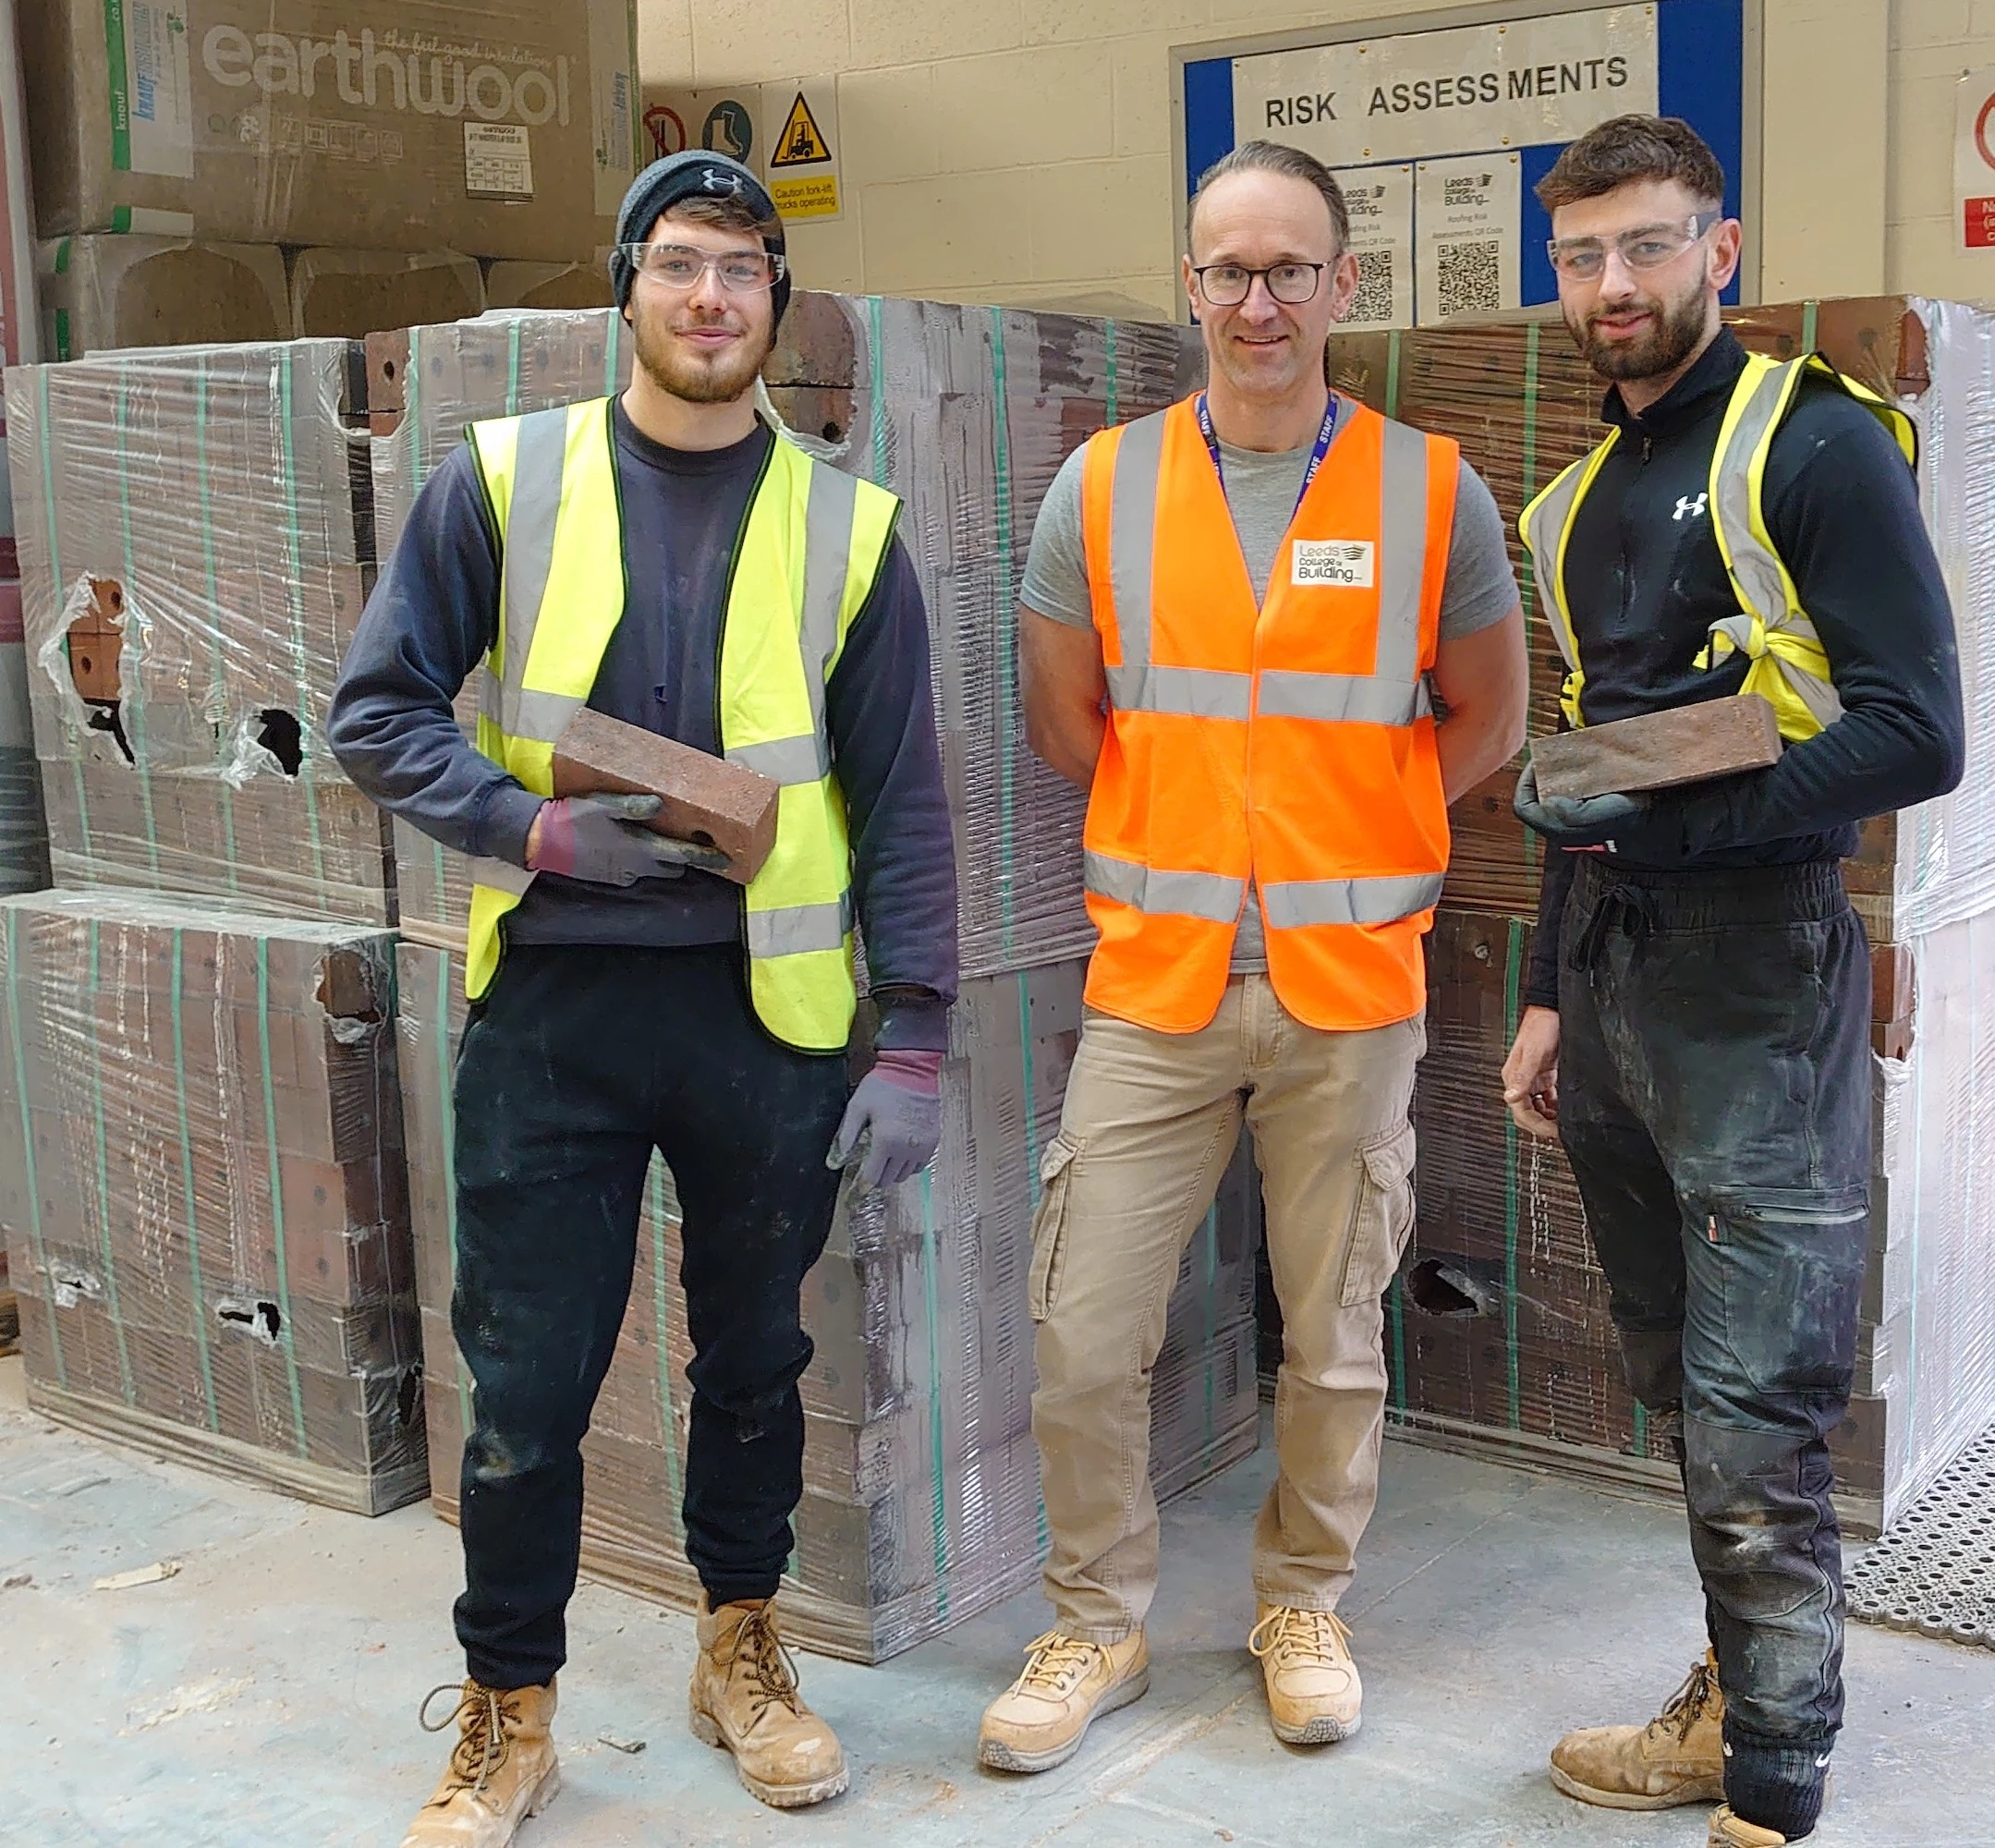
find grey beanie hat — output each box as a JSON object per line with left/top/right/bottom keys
{"left": 609, "top": 150, "right": 790, "bottom": 323}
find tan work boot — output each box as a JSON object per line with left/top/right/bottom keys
{"left": 688, "top": 1597, "right": 848, "bottom": 1808}
{"left": 401, "top": 1678, "right": 560, "bottom": 1847}
{"left": 978, "top": 1630, "right": 1150, "bottom": 1773}
{"left": 1551, "top": 1650, "right": 1726, "bottom": 1810}
{"left": 1248, "top": 1602, "right": 1362, "bottom": 1745}
{"left": 1709, "top": 1806, "right": 1809, "bottom": 1845}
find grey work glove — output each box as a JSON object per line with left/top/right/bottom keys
{"left": 1513, "top": 759, "right": 1658, "bottom": 853}
{"left": 827, "top": 1051, "right": 943, "bottom": 1188}
{"left": 528, "top": 794, "right": 730, "bottom": 886}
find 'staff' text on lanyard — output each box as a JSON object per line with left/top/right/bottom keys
{"left": 1195, "top": 392, "right": 1340, "bottom": 522}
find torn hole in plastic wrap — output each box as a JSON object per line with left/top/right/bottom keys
{"left": 217, "top": 706, "right": 306, "bottom": 787}
{"left": 48, "top": 1264, "right": 106, "bottom": 1311}
{"left": 41, "top": 573, "right": 148, "bottom": 766}
{"left": 216, "top": 1297, "right": 284, "bottom": 1346}
{"left": 754, "top": 374, "right": 852, "bottom": 463}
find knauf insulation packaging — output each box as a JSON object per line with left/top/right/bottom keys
{"left": 372, "top": 296, "right": 1257, "bottom": 1660}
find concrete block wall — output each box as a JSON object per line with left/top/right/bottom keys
{"left": 639, "top": 0, "right": 1995, "bottom": 318}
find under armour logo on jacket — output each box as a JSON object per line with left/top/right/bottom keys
{"left": 1673, "top": 492, "right": 1709, "bottom": 522}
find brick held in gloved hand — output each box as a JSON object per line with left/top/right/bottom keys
{"left": 1528, "top": 694, "right": 1782, "bottom": 801}
{"left": 552, "top": 709, "right": 779, "bottom": 885}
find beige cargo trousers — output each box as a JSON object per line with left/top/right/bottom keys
{"left": 1029, "top": 973, "right": 1422, "bottom": 1641}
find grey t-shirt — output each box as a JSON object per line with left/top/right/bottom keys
{"left": 1022, "top": 410, "right": 1518, "bottom": 973}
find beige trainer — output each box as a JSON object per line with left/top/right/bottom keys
{"left": 978, "top": 1630, "right": 1150, "bottom": 1773}
{"left": 1551, "top": 1650, "right": 1727, "bottom": 1810}
{"left": 1247, "top": 1603, "right": 1363, "bottom": 1745}
{"left": 688, "top": 1597, "right": 848, "bottom": 1808}
{"left": 401, "top": 1678, "right": 560, "bottom": 1848}
{"left": 1709, "top": 1805, "right": 1806, "bottom": 1846}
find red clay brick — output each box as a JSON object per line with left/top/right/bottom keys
{"left": 1530, "top": 695, "right": 1782, "bottom": 801}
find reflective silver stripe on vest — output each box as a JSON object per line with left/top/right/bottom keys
{"left": 469, "top": 856, "right": 535, "bottom": 899}
{"left": 1522, "top": 459, "right": 1589, "bottom": 672}
{"left": 1260, "top": 871, "right": 1444, "bottom": 929}
{"left": 747, "top": 893, "right": 854, "bottom": 958}
{"left": 1085, "top": 849, "right": 1245, "bottom": 923}
{"left": 726, "top": 733, "right": 832, "bottom": 785}
{"left": 480, "top": 672, "right": 584, "bottom": 748}
{"left": 496, "top": 407, "right": 570, "bottom": 729}
{"left": 800, "top": 459, "right": 862, "bottom": 736}
{"left": 1100, "top": 405, "right": 1433, "bottom": 722}
{"left": 1715, "top": 360, "right": 1797, "bottom": 633}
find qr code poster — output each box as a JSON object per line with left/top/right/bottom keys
{"left": 1415, "top": 152, "right": 1521, "bottom": 324}
{"left": 1330, "top": 164, "right": 1413, "bottom": 333}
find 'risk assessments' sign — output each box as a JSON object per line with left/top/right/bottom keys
{"left": 1177, "top": 0, "right": 1747, "bottom": 328}
{"left": 1233, "top": 9, "right": 1659, "bottom": 169}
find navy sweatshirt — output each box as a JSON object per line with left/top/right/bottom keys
{"left": 1526, "top": 330, "right": 1965, "bottom": 1012}
{"left": 327, "top": 407, "right": 959, "bottom": 1050}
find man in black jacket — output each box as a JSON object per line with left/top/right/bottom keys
{"left": 1500, "top": 117, "right": 1963, "bottom": 1848}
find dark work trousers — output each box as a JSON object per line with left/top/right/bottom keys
{"left": 448, "top": 942, "right": 849, "bottom": 1691}
{"left": 1556, "top": 856, "right": 1870, "bottom": 1817}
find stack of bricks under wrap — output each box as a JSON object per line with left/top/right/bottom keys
{"left": 0, "top": 339, "right": 428, "bottom": 1513}
{"left": 0, "top": 889, "right": 422, "bottom": 1513}
{"left": 371, "top": 297, "right": 1262, "bottom": 1662}
{"left": 1316, "top": 298, "right": 1995, "bottom": 1532}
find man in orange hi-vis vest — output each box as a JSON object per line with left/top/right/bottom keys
{"left": 977, "top": 140, "right": 1530, "bottom": 1774}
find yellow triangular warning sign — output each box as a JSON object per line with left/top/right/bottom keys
{"left": 771, "top": 91, "right": 831, "bottom": 168}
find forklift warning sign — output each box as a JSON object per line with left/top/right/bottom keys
{"left": 767, "top": 85, "right": 841, "bottom": 222}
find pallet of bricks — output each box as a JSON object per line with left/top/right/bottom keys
{"left": 16, "top": 2, "right": 639, "bottom": 359}
{"left": 1321, "top": 299, "right": 1995, "bottom": 1535}
{"left": 368, "top": 292, "right": 1261, "bottom": 1662}
{"left": 0, "top": 333, "right": 427, "bottom": 1512}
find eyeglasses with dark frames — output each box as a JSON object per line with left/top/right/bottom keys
{"left": 1192, "top": 261, "right": 1327, "bottom": 307}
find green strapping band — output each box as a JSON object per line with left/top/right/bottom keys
{"left": 989, "top": 307, "right": 1019, "bottom": 961}
{"left": 1388, "top": 1276, "right": 1407, "bottom": 1412}
{"left": 1385, "top": 329, "right": 1403, "bottom": 419}
{"left": 102, "top": 0, "right": 132, "bottom": 172}
{"left": 918, "top": 1167, "right": 950, "bottom": 1610}
{"left": 254, "top": 939, "right": 310, "bottom": 1459}
{"left": 277, "top": 349, "right": 330, "bottom": 914}
{"left": 1104, "top": 318, "right": 1119, "bottom": 425}
{"left": 603, "top": 309, "right": 621, "bottom": 394}
{"left": 37, "top": 370, "right": 95, "bottom": 870}
{"left": 1521, "top": 322, "right": 1543, "bottom": 874}
{"left": 4, "top": 909, "right": 66, "bottom": 1388}
{"left": 1502, "top": 917, "right": 1523, "bottom": 1430}
{"left": 505, "top": 318, "right": 523, "bottom": 417}
{"left": 113, "top": 365, "right": 161, "bottom": 881}
{"left": 867, "top": 297, "right": 888, "bottom": 486}
{"left": 195, "top": 358, "right": 242, "bottom": 893}
{"left": 1801, "top": 300, "right": 1819, "bottom": 353}
{"left": 85, "top": 919, "right": 134, "bottom": 1402}
{"left": 170, "top": 930, "right": 219, "bottom": 1433}
{"left": 434, "top": 953, "right": 471, "bottom": 1447}
{"left": 1633, "top": 1401, "right": 1648, "bottom": 1458}
{"left": 647, "top": 1161, "right": 685, "bottom": 1538}
{"left": 54, "top": 310, "right": 70, "bottom": 364}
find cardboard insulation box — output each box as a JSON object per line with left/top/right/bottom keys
{"left": 18, "top": 1, "right": 639, "bottom": 262}
{"left": 3, "top": 337, "right": 394, "bottom": 923}
{"left": 1332, "top": 298, "right": 1995, "bottom": 1532}
{"left": 367, "top": 296, "right": 1256, "bottom": 1660}
{"left": 0, "top": 888, "right": 424, "bottom": 1514}
{"left": 37, "top": 235, "right": 289, "bottom": 359}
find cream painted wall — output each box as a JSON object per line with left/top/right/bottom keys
{"left": 638, "top": 0, "right": 1995, "bottom": 315}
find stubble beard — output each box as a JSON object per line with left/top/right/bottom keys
{"left": 1567, "top": 281, "right": 1709, "bottom": 383}
{"left": 632, "top": 300, "right": 773, "bottom": 407}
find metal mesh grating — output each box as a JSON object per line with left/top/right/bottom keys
{"left": 1847, "top": 1422, "right": 1995, "bottom": 1650}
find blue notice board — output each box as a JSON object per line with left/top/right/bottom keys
{"left": 1178, "top": 0, "right": 1748, "bottom": 324}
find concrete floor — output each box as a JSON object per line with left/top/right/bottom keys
{"left": 3, "top": 1355, "right": 1989, "bottom": 1848}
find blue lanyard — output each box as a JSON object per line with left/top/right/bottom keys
{"left": 1196, "top": 391, "right": 1340, "bottom": 521}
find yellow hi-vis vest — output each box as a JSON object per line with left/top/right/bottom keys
{"left": 461, "top": 396, "right": 900, "bottom": 1052}
{"left": 1520, "top": 351, "right": 1916, "bottom": 741}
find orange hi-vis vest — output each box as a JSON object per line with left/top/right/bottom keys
{"left": 1078, "top": 394, "right": 1457, "bottom": 1034}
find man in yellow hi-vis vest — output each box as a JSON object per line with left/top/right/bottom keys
{"left": 1499, "top": 117, "right": 1962, "bottom": 1848}
{"left": 329, "top": 152, "right": 958, "bottom": 1839}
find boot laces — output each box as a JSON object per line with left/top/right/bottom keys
{"left": 724, "top": 1605, "right": 806, "bottom": 1723}
{"left": 1247, "top": 1606, "right": 1352, "bottom": 1669}
{"left": 1649, "top": 1656, "right": 1720, "bottom": 1745}
{"left": 1015, "top": 1630, "right": 1107, "bottom": 1696}
{"left": 420, "top": 1680, "right": 512, "bottom": 1800}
